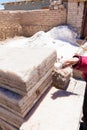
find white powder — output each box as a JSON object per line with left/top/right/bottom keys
{"left": 1, "top": 25, "right": 80, "bottom": 60}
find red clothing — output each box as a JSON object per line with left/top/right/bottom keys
{"left": 73, "top": 55, "right": 87, "bottom": 81}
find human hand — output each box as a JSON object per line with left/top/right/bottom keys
{"left": 62, "top": 57, "right": 79, "bottom": 68}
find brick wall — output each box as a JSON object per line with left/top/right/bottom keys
{"left": 20, "top": 9, "right": 67, "bottom": 36}
{"left": 67, "top": 0, "right": 84, "bottom": 35}
{"left": 0, "top": 8, "right": 67, "bottom": 41}
{"left": 0, "top": 11, "right": 22, "bottom": 40}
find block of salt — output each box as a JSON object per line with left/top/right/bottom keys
{"left": 0, "top": 69, "right": 52, "bottom": 118}
{"left": 0, "top": 47, "right": 57, "bottom": 95}
{"left": 52, "top": 67, "right": 72, "bottom": 90}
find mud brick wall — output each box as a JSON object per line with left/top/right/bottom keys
{"left": 0, "top": 11, "right": 22, "bottom": 40}
{"left": 0, "top": 8, "right": 67, "bottom": 41}
{"left": 20, "top": 9, "right": 67, "bottom": 36}
{"left": 67, "top": 0, "right": 84, "bottom": 35}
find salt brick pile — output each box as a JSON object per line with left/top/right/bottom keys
{"left": 0, "top": 46, "right": 57, "bottom": 130}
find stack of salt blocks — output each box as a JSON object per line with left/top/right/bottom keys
{"left": 0, "top": 47, "right": 57, "bottom": 130}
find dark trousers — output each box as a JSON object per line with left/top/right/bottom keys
{"left": 83, "top": 84, "right": 87, "bottom": 124}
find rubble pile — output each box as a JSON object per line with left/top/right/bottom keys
{"left": 49, "top": 0, "right": 65, "bottom": 10}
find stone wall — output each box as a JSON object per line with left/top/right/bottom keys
{"left": 0, "top": 8, "right": 67, "bottom": 40}
{"left": 67, "top": 0, "right": 84, "bottom": 35}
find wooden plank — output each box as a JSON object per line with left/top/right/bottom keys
{"left": 0, "top": 47, "right": 56, "bottom": 95}
{"left": 81, "top": 1, "right": 87, "bottom": 38}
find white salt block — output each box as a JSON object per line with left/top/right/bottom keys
{"left": 54, "top": 62, "right": 63, "bottom": 70}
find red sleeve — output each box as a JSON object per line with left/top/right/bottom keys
{"left": 73, "top": 55, "right": 87, "bottom": 73}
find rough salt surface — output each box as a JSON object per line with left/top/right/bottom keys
{"left": 0, "top": 25, "right": 82, "bottom": 60}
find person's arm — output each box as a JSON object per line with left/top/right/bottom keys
{"left": 72, "top": 55, "right": 87, "bottom": 73}
{"left": 63, "top": 55, "right": 87, "bottom": 81}
{"left": 62, "top": 56, "right": 79, "bottom": 68}
{"left": 63, "top": 55, "right": 87, "bottom": 73}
